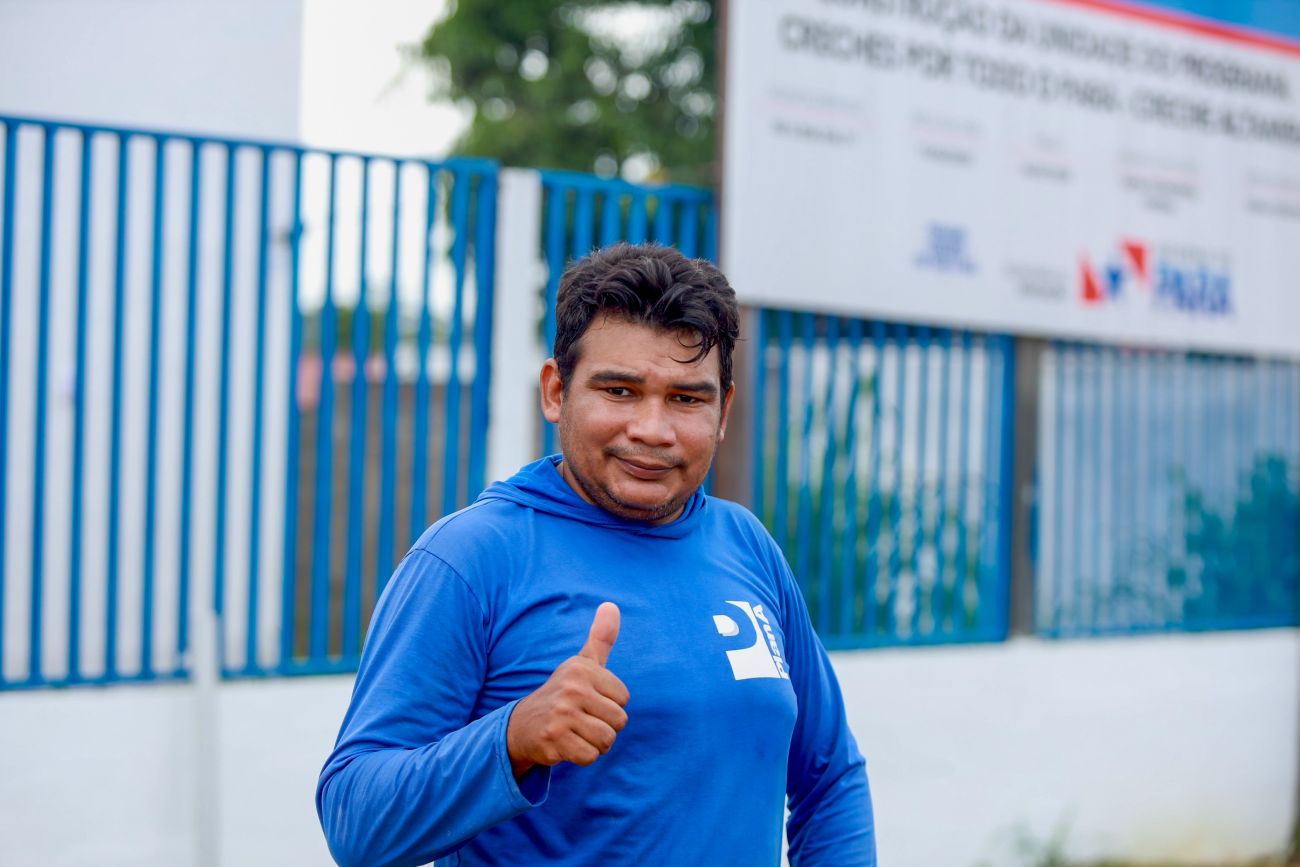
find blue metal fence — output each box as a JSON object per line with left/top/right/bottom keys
{"left": 0, "top": 114, "right": 496, "bottom": 689}
{"left": 3, "top": 114, "right": 1296, "bottom": 690}
{"left": 751, "top": 311, "right": 1016, "bottom": 649}
{"left": 537, "top": 169, "right": 716, "bottom": 456}
{"left": 1036, "top": 343, "right": 1300, "bottom": 637}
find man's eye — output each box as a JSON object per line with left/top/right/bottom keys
{"left": 606, "top": 387, "right": 631, "bottom": 397}
{"left": 672, "top": 394, "right": 702, "bottom": 405}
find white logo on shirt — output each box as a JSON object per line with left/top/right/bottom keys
{"left": 712, "top": 601, "right": 790, "bottom": 681}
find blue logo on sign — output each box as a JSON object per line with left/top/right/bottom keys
{"left": 1155, "top": 262, "right": 1232, "bottom": 315}
{"left": 915, "top": 223, "right": 976, "bottom": 274}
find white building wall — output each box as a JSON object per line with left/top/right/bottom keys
{"left": 1, "top": 630, "right": 1295, "bottom": 867}
{"left": 0, "top": 0, "right": 465, "bottom": 152}
{"left": 0, "top": 0, "right": 306, "bottom": 139}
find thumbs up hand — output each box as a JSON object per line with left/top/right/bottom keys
{"left": 506, "top": 603, "right": 631, "bottom": 779}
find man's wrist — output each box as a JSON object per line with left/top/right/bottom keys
{"left": 505, "top": 696, "right": 535, "bottom": 780}
{"left": 509, "top": 755, "right": 536, "bottom": 780}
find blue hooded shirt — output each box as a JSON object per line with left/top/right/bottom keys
{"left": 317, "top": 456, "right": 876, "bottom": 866}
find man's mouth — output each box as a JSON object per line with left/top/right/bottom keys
{"left": 613, "top": 455, "right": 677, "bottom": 480}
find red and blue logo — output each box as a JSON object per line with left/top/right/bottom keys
{"left": 1080, "top": 239, "right": 1149, "bottom": 304}
{"left": 1080, "top": 238, "right": 1232, "bottom": 316}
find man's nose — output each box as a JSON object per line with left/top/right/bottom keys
{"left": 625, "top": 399, "right": 676, "bottom": 447}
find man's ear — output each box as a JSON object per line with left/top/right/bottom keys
{"left": 718, "top": 384, "right": 736, "bottom": 441}
{"left": 540, "top": 358, "right": 564, "bottom": 424}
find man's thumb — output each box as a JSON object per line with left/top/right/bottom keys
{"left": 579, "top": 602, "right": 620, "bottom": 667}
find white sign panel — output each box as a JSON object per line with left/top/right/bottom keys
{"left": 722, "top": 0, "right": 1300, "bottom": 356}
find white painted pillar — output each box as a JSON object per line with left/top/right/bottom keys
{"left": 192, "top": 605, "right": 220, "bottom": 867}
{"left": 488, "top": 169, "right": 546, "bottom": 484}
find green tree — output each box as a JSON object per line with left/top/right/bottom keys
{"left": 417, "top": 0, "right": 717, "bottom": 185}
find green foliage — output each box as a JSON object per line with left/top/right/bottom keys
{"left": 1177, "top": 454, "right": 1300, "bottom": 625}
{"left": 417, "top": 0, "right": 717, "bottom": 184}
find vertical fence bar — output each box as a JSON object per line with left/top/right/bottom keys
{"left": 542, "top": 182, "right": 564, "bottom": 346}
{"left": 140, "top": 135, "right": 168, "bottom": 678}
{"left": 67, "top": 130, "right": 94, "bottom": 682}
{"left": 1050, "top": 343, "right": 1066, "bottom": 633}
{"left": 953, "top": 332, "right": 973, "bottom": 632}
{"left": 773, "top": 310, "right": 793, "bottom": 553}
{"left": 376, "top": 160, "right": 402, "bottom": 593}
{"left": 279, "top": 150, "right": 304, "bottom": 670}
{"left": 441, "top": 168, "right": 471, "bottom": 515}
{"left": 177, "top": 141, "right": 203, "bottom": 666}
{"left": 931, "top": 330, "right": 951, "bottom": 633}
{"left": 104, "top": 132, "right": 132, "bottom": 680}
{"left": 572, "top": 186, "right": 594, "bottom": 261}
{"left": 598, "top": 187, "right": 620, "bottom": 247}
{"left": 1136, "top": 351, "right": 1153, "bottom": 628}
{"left": 1125, "top": 349, "right": 1141, "bottom": 630}
{"left": 1092, "top": 345, "right": 1106, "bottom": 630}
{"left": 1190, "top": 356, "right": 1211, "bottom": 626}
{"left": 1073, "top": 344, "right": 1089, "bottom": 631}
{"left": 342, "top": 157, "right": 372, "bottom": 659}
{"left": 864, "top": 322, "right": 886, "bottom": 636}
{"left": 887, "top": 326, "right": 909, "bottom": 636}
{"left": 1107, "top": 347, "right": 1123, "bottom": 632}
{"left": 468, "top": 171, "right": 498, "bottom": 500}
{"left": 752, "top": 309, "right": 768, "bottom": 526}
{"left": 677, "top": 195, "right": 699, "bottom": 258}
{"left": 310, "top": 154, "right": 340, "bottom": 662}
{"left": 993, "top": 336, "right": 1016, "bottom": 639}
{"left": 243, "top": 146, "right": 273, "bottom": 674}
{"left": 840, "top": 319, "right": 863, "bottom": 638}
{"left": 212, "top": 143, "right": 238, "bottom": 669}
{"left": 703, "top": 199, "right": 718, "bottom": 263}
{"left": 1186, "top": 354, "right": 1203, "bottom": 624}
{"left": 0, "top": 122, "right": 15, "bottom": 683}
{"left": 975, "top": 337, "right": 998, "bottom": 636}
{"left": 627, "top": 190, "right": 647, "bottom": 245}
{"left": 652, "top": 192, "right": 672, "bottom": 244}
{"left": 28, "top": 126, "right": 57, "bottom": 684}
{"left": 816, "top": 317, "right": 841, "bottom": 635}
{"left": 410, "top": 164, "right": 438, "bottom": 543}
{"left": 909, "top": 327, "right": 931, "bottom": 637}
{"left": 1172, "top": 351, "right": 1189, "bottom": 624}
{"left": 541, "top": 182, "right": 566, "bottom": 455}
{"left": 794, "top": 313, "right": 816, "bottom": 600}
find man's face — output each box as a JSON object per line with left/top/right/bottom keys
{"left": 541, "top": 315, "right": 733, "bottom": 524}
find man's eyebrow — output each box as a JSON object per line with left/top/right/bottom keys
{"left": 587, "top": 370, "right": 645, "bottom": 386}
{"left": 670, "top": 379, "right": 719, "bottom": 396}
{"left": 586, "top": 370, "right": 718, "bottom": 396}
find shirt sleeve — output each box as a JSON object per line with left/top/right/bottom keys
{"left": 316, "top": 548, "right": 550, "bottom": 867}
{"left": 777, "top": 554, "right": 877, "bottom": 866}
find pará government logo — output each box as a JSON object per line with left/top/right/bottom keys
{"left": 712, "top": 601, "right": 790, "bottom": 681}
{"left": 1079, "top": 237, "right": 1232, "bottom": 316}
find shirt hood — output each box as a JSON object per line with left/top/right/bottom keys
{"left": 476, "top": 455, "right": 707, "bottom": 539}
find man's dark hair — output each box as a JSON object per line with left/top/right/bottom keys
{"left": 553, "top": 243, "right": 740, "bottom": 392}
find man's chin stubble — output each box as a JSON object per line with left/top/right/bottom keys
{"left": 563, "top": 459, "right": 684, "bottom": 523}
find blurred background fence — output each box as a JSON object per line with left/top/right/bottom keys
{"left": 0, "top": 113, "right": 497, "bottom": 687}
{"left": 751, "top": 313, "right": 1015, "bottom": 649}
{"left": 1, "top": 112, "right": 1297, "bottom": 691}
{"left": 1038, "top": 343, "right": 1300, "bottom": 637}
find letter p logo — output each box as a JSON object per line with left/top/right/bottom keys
{"left": 712, "top": 601, "right": 790, "bottom": 681}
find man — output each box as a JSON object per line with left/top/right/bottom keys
{"left": 317, "top": 243, "right": 876, "bottom": 866}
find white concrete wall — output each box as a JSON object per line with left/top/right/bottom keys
{"left": 0, "top": 0, "right": 306, "bottom": 139}
{"left": 1, "top": 629, "right": 1295, "bottom": 867}
{"left": 846, "top": 630, "right": 1300, "bottom": 867}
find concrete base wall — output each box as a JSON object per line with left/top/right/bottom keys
{"left": 1, "top": 630, "right": 1295, "bottom": 867}
{"left": 844, "top": 630, "right": 1299, "bottom": 867}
